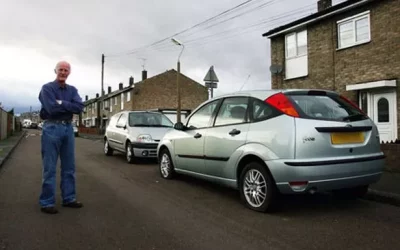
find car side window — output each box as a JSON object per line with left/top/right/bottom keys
{"left": 214, "top": 97, "right": 249, "bottom": 126}
{"left": 186, "top": 100, "right": 219, "bottom": 129}
{"left": 116, "top": 114, "right": 127, "bottom": 127}
{"left": 251, "top": 98, "right": 279, "bottom": 122}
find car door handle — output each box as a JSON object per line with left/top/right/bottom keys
{"left": 229, "top": 129, "right": 241, "bottom": 136}
{"left": 194, "top": 133, "right": 202, "bottom": 139}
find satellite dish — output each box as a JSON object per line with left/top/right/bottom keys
{"left": 269, "top": 64, "right": 283, "bottom": 74}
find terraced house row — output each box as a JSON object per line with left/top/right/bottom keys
{"left": 80, "top": 69, "right": 209, "bottom": 130}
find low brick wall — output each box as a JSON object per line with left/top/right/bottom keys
{"left": 78, "top": 126, "right": 100, "bottom": 135}
{"left": 381, "top": 141, "right": 400, "bottom": 172}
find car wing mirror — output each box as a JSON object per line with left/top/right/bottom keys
{"left": 174, "top": 122, "right": 185, "bottom": 131}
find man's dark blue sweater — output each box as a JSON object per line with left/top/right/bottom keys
{"left": 39, "top": 80, "right": 84, "bottom": 121}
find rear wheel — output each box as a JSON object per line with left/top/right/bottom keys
{"left": 104, "top": 139, "right": 113, "bottom": 156}
{"left": 239, "top": 162, "right": 278, "bottom": 213}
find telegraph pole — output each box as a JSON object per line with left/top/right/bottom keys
{"left": 100, "top": 53, "right": 105, "bottom": 132}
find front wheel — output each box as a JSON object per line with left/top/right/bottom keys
{"left": 239, "top": 162, "right": 278, "bottom": 213}
{"left": 126, "top": 141, "right": 136, "bottom": 164}
{"left": 159, "top": 149, "right": 175, "bottom": 179}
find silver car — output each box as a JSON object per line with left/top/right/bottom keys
{"left": 104, "top": 111, "right": 174, "bottom": 163}
{"left": 157, "top": 89, "right": 385, "bottom": 212}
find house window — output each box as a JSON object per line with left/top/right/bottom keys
{"left": 121, "top": 93, "right": 124, "bottom": 110}
{"left": 114, "top": 97, "right": 117, "bottom": 105}
{"left": 337, "top": 11, "right": 370, "bottom": 49}
{"left": 285, "top": 30, "right": 308, "bottom": 79}
{"left": 127, "top": 91, "right": 131, "bottom": 102}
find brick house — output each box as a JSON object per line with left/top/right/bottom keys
{"left": 82, "top": 94, "right": 100, "bottom": 127}
{"left": 262, "top": 0, "right": 400, "bottom": 143}
{"left": 82, "top": 69, "right": 208, "bottom": 129}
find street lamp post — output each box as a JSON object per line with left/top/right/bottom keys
{"left": 171, "top": 38, "right": 185, "bottom": 123}
{"left": 100, "top": 53, "right": 105, "bottom": 132}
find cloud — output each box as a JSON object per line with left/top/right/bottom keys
{"left": 0, "top": 0, "right": 347, "bottom": 110}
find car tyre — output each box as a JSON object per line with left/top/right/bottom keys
{"left": 159, "top": 149, "right": 175, "bottom": 179}
{"left": 126, "top": 141, "right": 136, "bottom": 164}
{"left": 104, "top": 139, "right": 113, "bottom": 156}
{"left": 239, "top": 162, "right": 278, "bottom": 213}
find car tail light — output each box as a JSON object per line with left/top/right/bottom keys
{"left": 340, "top": 95, "right": 366, "bottom": 115}
{"left": 265, "top": 93, "right": 299, "bottom": 117}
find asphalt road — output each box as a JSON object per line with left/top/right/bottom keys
{"left": 0, "top": 129, "right": 400, "bottom": 250}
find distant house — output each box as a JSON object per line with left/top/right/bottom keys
{"left": 262, "top": 0, "right": 400, "bottom": 142}
{"left": 82, "top": 69, "right": 209, "bottom": 129}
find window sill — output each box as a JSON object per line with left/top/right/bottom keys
{"left": 336, "top": 40, "right": 371, "bottom": 51}
{"left": 284, "top": 74, "right": 309, "bottom": 81}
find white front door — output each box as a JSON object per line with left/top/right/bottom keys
{"left": 371, "top": 92, "right": 397, "bottom": 143}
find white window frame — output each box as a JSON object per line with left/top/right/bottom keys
{"left": 114, "top": 97, "right": 117, "bottom": 105}
{"left": 121, "top": 93, "right": 124, "bottom": 110}
{"left": 284, "top": 29, "right": 308, "bottom": 80}
{"left": 285, "top": 29, "right": 307, "bottom": 59}
{"left": 127, "top": 91, "right": 131, "bottom": 102}
{"left": 337, "top": 11, "right": 371, "bottom": 50}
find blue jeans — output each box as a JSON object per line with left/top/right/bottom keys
{"left": 39, "top": 122, "right": 76, "bottom": 207}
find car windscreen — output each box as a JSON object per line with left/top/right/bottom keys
{"left": 287, "top": 93, "right": 368, "bottom": 122}
{"left": 128, "top": 112, "right": 174, "bottom": 127}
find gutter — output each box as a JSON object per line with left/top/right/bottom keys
{"left": 265, "top": 0, "right": 371, "bottom": 38}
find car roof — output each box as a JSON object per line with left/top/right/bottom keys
{"left": 213, "top": 89, "right": 339, "bottom": 100}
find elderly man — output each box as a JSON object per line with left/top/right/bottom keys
{"left": 38, "top": 61, "right": 84, "bottom": 214}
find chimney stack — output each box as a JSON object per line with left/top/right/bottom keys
{"left": 317, "top": 0, "right": 332, "bottom": 12}
{"left": 119, "top": 83, "right": 123, "bottom": 90}
{"left": 108, "top": 86, "right": 112, "bottom": 94}
{"left": 142, "top": 70, "right": 147, "bottom": 81}
{"left": 85, "top": 95, "right": 88, "bottom": 101}
{"left": 129, "top": 76, "right": 134, "bottom": 86}
{"left": 96, "top": 93, "right": 99, "bottom": 98}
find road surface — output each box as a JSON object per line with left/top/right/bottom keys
{"left": 0, "top": 129, "right": 399, "bottom": 250}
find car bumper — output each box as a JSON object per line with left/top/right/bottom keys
{"left": 132, "top": 142, "right": 158, "bottom": 158}
{"left": 267, "top": 153, "right": 385, "bottom": 194}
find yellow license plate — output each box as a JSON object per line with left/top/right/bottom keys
{"left": 330, "top": 132, "right": 365, "bottom": 144}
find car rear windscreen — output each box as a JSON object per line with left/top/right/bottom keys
{"left": 128, "top": 112, "right": 174, "bottom": 127}
{"left": 287, "top": 93, "right": 368, "bottom": 122}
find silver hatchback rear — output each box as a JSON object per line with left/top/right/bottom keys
{"left": 265, "top": 90, "right": 384, "bottom": 196}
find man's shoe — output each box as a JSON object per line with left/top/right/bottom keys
{"left": 62, "top": 201, "right": 83, "bottom": 208}
{"left": 41, "top": 206, "right": 58, "bottom": 214}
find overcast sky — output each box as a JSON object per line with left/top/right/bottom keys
{"left": 0, "top": 0, "right": 346, "bottom": 112}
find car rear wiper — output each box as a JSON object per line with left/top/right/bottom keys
{"left": 342, "top": 113, "right": 367, "bottom": 121}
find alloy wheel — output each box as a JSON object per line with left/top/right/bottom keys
{"left": 160, "top": 153, "right": 171, "bottom": 178}
{"left": 243, "top": 169, "right": 267, "bottom": 208}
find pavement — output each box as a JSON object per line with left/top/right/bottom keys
{"left": 0, "top": 129, "right": 400, "bottom": 249}
{"left": 0, "top": 130, "right": 26, "bottom": 169}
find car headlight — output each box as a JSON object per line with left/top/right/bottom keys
{"left": 137, "top": 134, "right": 153, "bottom": 143}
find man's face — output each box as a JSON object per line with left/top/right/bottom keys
{"left": 55, "top": 62, "right": 70, "bottom": 83}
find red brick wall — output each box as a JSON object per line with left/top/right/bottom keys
{"left": 270, "top": 0, "right": 400, "bottom": 136}
{"left": 78, "top": 126, "right": 100, "bottom": 135}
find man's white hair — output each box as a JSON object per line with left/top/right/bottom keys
{"left": 55, "top": 61, "right": 71, "bottom": 71}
